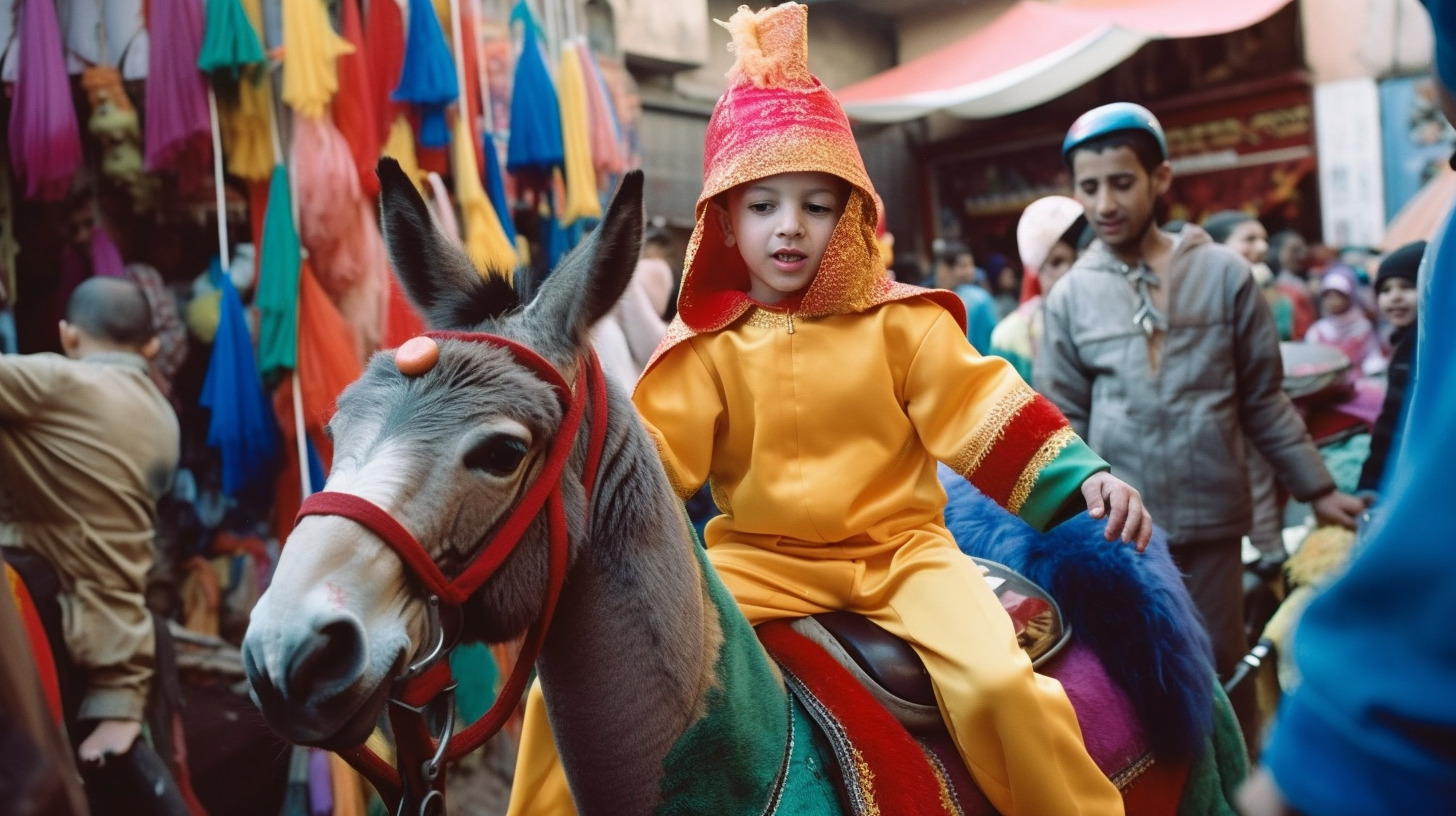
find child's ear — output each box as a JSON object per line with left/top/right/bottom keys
{"left": 57, "top": 321, "right": 81, "bottom": 357}
{"left": 712, "top": 201, "right": 736, "bottom": 248}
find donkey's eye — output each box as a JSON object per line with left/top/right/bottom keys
{"left": 464, "top": 435, "right": 530, "bottom": 477}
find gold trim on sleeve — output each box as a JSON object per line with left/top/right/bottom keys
{"left": 945, "top": 385, "right": 1037, "bottom": 478}
{"left": 1007, "top": 427, "right": 1077, "bottom": 514}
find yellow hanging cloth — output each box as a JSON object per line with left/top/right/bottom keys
{"left": 280, "top": 0, "right": 354, "bottom": 118}
{"left": 219, "top": 68, "right": 275, "bottom": 181}
{"left": 326, "top": 752, "right": 368, "bottom": 816}
{"left": 452, "top": 115, "right": 518, "bottom": 281}
{"left": 432, "top": 0, "right": 453, "bottom": 43}
{"left": 556, "top": 42, "right": 601, "bottom": 225}
{"left": 381, "top": 113, "right": 426, "bottom": 192}
{"left": 215, "top": 0, "right": 273, "bottom": 180}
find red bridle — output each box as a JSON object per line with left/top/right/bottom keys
{"left": 294, "top": 331, "right": 609, "bottom": 812}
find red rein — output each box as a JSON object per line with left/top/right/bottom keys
{"left": 295, "top": 332, "right": 609, "bottom": 807}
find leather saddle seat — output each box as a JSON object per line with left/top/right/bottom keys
{"left": 790, "top": 557, "right": 1070, "bottom": 735}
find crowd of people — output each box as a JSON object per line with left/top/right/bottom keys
{"left": 5, "top": 0, "right": 1453, "bottom": 813}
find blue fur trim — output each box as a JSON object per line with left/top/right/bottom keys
{"left": 939, "top": 465, "right": 1216, "bottom": 758}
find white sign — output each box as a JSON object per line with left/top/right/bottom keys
{"left": 1315, "top": 79, "right": 1388, "bottom": 248}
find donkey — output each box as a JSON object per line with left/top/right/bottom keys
{"left": 243, "top": 160, "right": 1240, "bottom": 815}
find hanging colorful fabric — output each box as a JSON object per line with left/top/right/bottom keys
{"left": 457, "top": 1, "right": 485, "bottom": 170}
{"left": 80, "top": 67, "right": 147, "bottom": 201}
{"left": 280, "top": 0, "right": 354, "bottom": 119}
{"left": 256, "top": 165, "right": 302, "bottom": 383}
{"left": 556, "top": 41, "right": 601, "bottom": 225}
{"left": 219, "top": 70, "right": 275, "bottom": 182}
{"left": 393, "top": 0, "right": 458, "bottom": 149}
{"left": 91, "top": 219, "right": 126, "bottom": 278}
{"left": 292, "top": 116, "right": 362, "bottom": 294}
{"left": 578, "top": 41, "right": 626, "bottom": 179}
{"left": 383, "top": 272, "right": 426, "bottom": 350}
{"left": 482, "top": 131, "right": 518, "bottom": 246}
{"left": 382, "top": 113, "right": 426, "bottom": 191}
{"left": 146, "top": 0, "right": 212, "bottom": 172}
{"left": 200, "top": 265, "right": 280, "bottom": 495}
{"left": 290, "top": 259, "right": 363, "bottom": 463}
{"left": 197, "top": 0, "right": 265, "bottom": 77}
{"left": 425, "top": 172, "right": 462, "bottom": 244}
{"left": 505, "top": 3, "right": 563, "bottom": 178}
{"left": 292, "top": 115, "right": 390, "bottom": 361}
{"left": 199, "top": 0, "right": 271, "bottom": 181}
{"left": 364, "top": 0, "right": 407, "bottom": 145}
{"left": 334, "top": 0, "right": 382, "bottom": 196}
{"left": 452, "top": 116, "right": 517, "bottom": 280}
{"left": 8, "top": 0, "right": 83, "bottom": 200}
{"left": 211, "top": 0, "right": 274, "bottom": 182}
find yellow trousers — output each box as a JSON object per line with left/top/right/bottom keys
{"left": 507, "top": 531, "right": 1124, "bottom": 815}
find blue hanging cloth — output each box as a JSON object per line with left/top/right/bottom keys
{"left": 506, "top": 2, "right": 562, "bottom": 175}
{"left": 392, "top": 0, "right": 458, "bottom": 148}
{"left": 304, "top": 434, "right": 325, "bottom": 496}
{"left": 482, "top": 131, "right": 517, "bottom": 246}
{"left": 199, "top": 259, "right": 279, "bottom": 495}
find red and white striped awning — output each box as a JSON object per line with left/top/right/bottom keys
{"left": 834, "top": 0, "right": 1295, "bottom": 123}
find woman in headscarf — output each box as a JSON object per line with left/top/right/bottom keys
{"left": 988, "top": 196, "right": 1086, "bottom": 383}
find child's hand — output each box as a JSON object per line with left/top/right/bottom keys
{"left": 77, "top": 718, "right": 142, "bottom": 767}
{"left": 1081, "top": 472, "right": 1152, "bottom": 552}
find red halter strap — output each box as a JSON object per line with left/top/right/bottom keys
{"left": 294, "top": 332, "right": 610, "bottom": 809}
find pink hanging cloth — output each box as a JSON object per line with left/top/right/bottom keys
{"left": 577, "top": 41, "right": 625, "bottom": 180}
{"left": 146, "top": 0, "right": 213, "bottom": 173}
{"left": 8, "top": 0, "right": 83, "bottom": 200}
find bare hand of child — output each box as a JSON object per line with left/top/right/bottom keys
{"left": 77, "top": 718, "right": 142, "bottom": 767}
{"left": 1311, "top": 490, "right": 1371, "bottom": 530}
{"left": 1080, "top": 472, "right": 1152, "bottom": 552}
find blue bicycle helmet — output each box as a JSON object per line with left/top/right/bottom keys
{"left": 1062, "top": 102, "right": 1168, "bottom": 167}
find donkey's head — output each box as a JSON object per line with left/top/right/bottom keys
{"left": 242, "top": 159, "right": 644, "bottom": 749}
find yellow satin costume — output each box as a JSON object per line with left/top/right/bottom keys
{"left": 506, "top": 4, "right": 1123, "bottom": 814}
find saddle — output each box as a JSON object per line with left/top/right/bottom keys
{"left": 756, "top": 558, "right": 1072, "bottom": 816}
{"left": 795, "top": 556, "right": 1069, "bottom": 728}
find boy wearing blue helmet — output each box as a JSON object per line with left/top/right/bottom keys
{"left": 1036, "top": 102, "right": 1368, "bottom": 754}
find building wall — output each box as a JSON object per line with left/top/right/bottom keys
{"left": 607, "top": 0, "right": 710, "bottom": 69}
{"left": 672, "top": 0, "right": 898, "bottom": 103}
{"left": 1301, "top": 0, "right": 1432, "bottom": 83}
{"left": 895, "top": 0, "right": 1016, "bottom": 65}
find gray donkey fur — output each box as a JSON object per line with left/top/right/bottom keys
{"left": 243, "top": 160, "right": 734, "bottom": 813}
{"left": 375, "top": 160, "right": 721, "bottom": 809}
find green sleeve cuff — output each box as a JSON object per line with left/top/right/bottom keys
{"left": 1018, "top": 437, "right": 1109, "bottom": 532}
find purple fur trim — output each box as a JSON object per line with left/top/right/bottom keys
{"left": 1044, "top": 641, "right": 1147, "bottom": 775}
{"left": 939, "top": 465, "right": 1216, "bottom": 758}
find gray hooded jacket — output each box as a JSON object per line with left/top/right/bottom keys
{"left": 1036, "top": 225, "right": 1334, "bottom": 544}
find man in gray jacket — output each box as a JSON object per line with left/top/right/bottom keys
{"left": 1037, "top": 102, "right": 1367, "bottom": 753}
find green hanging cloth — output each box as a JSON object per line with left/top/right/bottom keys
{"left": 197, "top": 0, "right": 265, "bottom": 77}
{"left": 256, "top": 164, "right": 301, "bottom": 383}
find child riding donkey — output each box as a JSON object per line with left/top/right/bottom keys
{"left": 509, "top": 4, "right": 1152, "bottom": 814}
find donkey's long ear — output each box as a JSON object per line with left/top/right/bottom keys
{"left": 376, "top": 158, "right": 518, "bottom": 330}
{"left": 526, "top": 171, "right": 644, "bottom": 356}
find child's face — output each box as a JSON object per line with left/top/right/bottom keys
{"left": 720, "top": 171, "right": 847, "bottom": 304}
{"left": 1071, "top": 146, "right": 1170, "bottom": 255}
{"left": 1377, "top": 278, "right": 1418, "bottom": 328}
{"left": 1039, "top": 241, "right": 1078, "bottom": 294}
{"left": 1224, "top": 220, "right": 1268, "bottom": 266}
{"left": 1321, "top": 289, "right": 1351, "bottom": 316}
